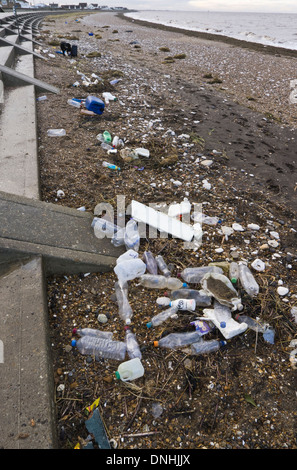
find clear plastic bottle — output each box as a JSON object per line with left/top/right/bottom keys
{"left": 191, "top": 339, "right": 226, "bottom": 355}
{"left": 153, "top": 331, "right": 203, "bottom": 349}
{"left": 111, "top": 226, "right": 126, "bottom": 247}
{"left": 116, "top": 249, "right": 139, "bottom": 264}
{"left": 155, "top": 255, "right": 171, "bottom": 277}
{"left": 114, "top": 258, "right": 146, "bottom": 285}
{"left": 72, "top": 327, "right": 113, "bottom": 340}
{"left": 179, "top": 266, "right": 223, "bottom": 283}
{"left": 124, "top": 219, "right": 140, "bottom": 252}
{"left": 92, "top": 217, "right": 120, "bottom": 239}
{"left": 229, "top": 262, "right": 239, "bottom": 284}
{"left": 72, "top": 335, "right": 126, "bottom": 361}
{"left": 47, "top": 129, "right": 66, "bottom": 137}
{"left": 238, "top": 264, "right": 259, "bottom": 297}
{"left": 115, "top": 358, "right": 144, "bottom": 382}
{"left": 67, "top": 98, "right": 81, "bottom": 108}
{"left": 170, "top": 299, "right": 196, "bottom": 311}
{"left": 236, "top": 314, "right": 265, "bottom": 332}
{"left": 168, "top": 289, "right": 212, "bottom": 307}
{"left": 143, "top": 251, "right": 158, "bottom": 275}
{"left": 146, "top": 305, "right": 178, "bottom": 328}
{"left": 102, "top": 161, "right": 120, "bottom": 170}
{"left": 115, "top": 281, "right": 133, "bottom": 325}
{"left": 125, "top": 326, "right": 142, "bottom": 359}
{"left": 139, "top": 274, "right": 187, "bottom": 290}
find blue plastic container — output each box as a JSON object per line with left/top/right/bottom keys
{"left": 85, "top": 96, "right": 105, "bottom": 115}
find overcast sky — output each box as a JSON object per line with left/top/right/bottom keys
{"left": 57, "top": 0, "right": 297, "bottom": 13}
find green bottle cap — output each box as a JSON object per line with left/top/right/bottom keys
{"left": 115, "top": 371, "right": 120, "bottom": 379}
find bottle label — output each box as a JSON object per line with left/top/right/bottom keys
{"left": 171, "top": 299, "right": 196, "bottom": 310}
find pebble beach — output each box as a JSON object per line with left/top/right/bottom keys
{"left": 34, "top": 11, "right": 297, "bottom": 450}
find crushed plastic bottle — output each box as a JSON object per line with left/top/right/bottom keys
{"left": 143, "top": 251, "right": 158, "bottom": 275}
{"left": 114, "top": 258, "right": 146, "bottom": 285}
{"left": 47, "top": 129, "right": 66, "bottom": 137}
{"left": 229, "top": 262, "right": 239, "bottom": 284}
{"left": 139, "top": 274, "right": 187, "bottom": 290}
{"left": 201, "top": 272, "right": 243, "bottom": 311}
{"left": 92, "top": 217, "right": 120, "bottom": 239}
{"left": 72, "top": 327, "right": 113, "bottom": 340}
{"left": 146, "top": 305, "right": 178, "bottom": 328}
{"left": 67, "top": 98, "right": 82, "bottom": 108}
{"left": 155, "top": 255, "right": 171, "bottom": 277}
{"left": 125, "top": 326, "right": 142, "bottom": 359}
{"left": 167, "top": 288, "right": 212, "bottom": 307}
{"left": 72, "top": 335, "right": 126, "bottom": 361}
{"left": 153, "top": 331, "right": 203, "bottom": 349}
{"left": 179, "top": 266, "right": 223, "bottom": 283}
{"left": 115, "top": 281, "right": 133, "bottom": 325}
{"left": 124, "top": 219, "right": 140, "bottom": 252}
{"left": 238, "top": 264, "right": 259, "bottom": 297}
{"left": 115, "top": 358, "right": 144, "bottom": 381}
{"left": 190, "top": 339, "right": 227, "bottom": 355}
{"left": 116, "top": 249, "right": 139, "bottom": 264}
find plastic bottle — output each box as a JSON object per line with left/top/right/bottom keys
{"left": 114, "top": 258, "right": 146, "bottom": 285}
{"left": 146, "top": 305, "right": 178, "bottom": 328}
{"left": 170, "top": 299, "right": 196, "bottom": 311}
{"left": 92, "top": 217, "right": 120, "bottom": 239}
{"left": 229, "top": 262, "right": 239, "bottom": 284}
{"left": 201, "top": 272, "right": 243, "bottom": 311}
{"left": 124, "top": 219, "right": 140, "bottom": 252}
{"left": 47, "top": 129, "right": 66, "bottom": 137}
{"left": 72, "top": 327, "right": 113, "bottom": 340}
{"left": 190, "top": 339, "right": 227, "bottom": 355}
{"left": 111, "top": 226, "right": 126, "bottom": 247}
{"left": 143, "top": 251, "right": 158, "bottom": 275}
{"left": 102, "top": 92, "right": 117, "bottom": 104}
{"left": 179, "top": 266, "right": 223, "bottom": 283}
{"left": 139, "top": 274, "right": 187, "bottom": 290}
{"left": 236, "top": 314, "right": 265, "bottom": 333}
{"left": 155, "top": 255, "right": 171, "bottom": 277}
{"left": 72, "top": 335, "right": 126, "bottom": 361}
{"left": 116, "top": 249, "right": 139, "bottom": 264}
{"left": 115, "top": 281, "right": 133, "bottom": 325}
{"left": 154, "top": 331, "right": 203, "bottom": 349}
{"left": 103, "top": 130, "right": 112, "bottom": 143}
{"left": 168, "top": 288, "right": 212, "bottom": 307}
{"left": 125, "top": 326, "right": 142, "bottom": 359}
{"left": 238, "top": 264, "right": 259, "bottom": 297}
{"left": 37, "top": 95, "right": 47, "bottom": 101}
{"left": 112, "top": 135, "right": 119, "bottom": 148}
{"left": 102, "top": 161, "right": 120, "bottom": 170}
{"left": 67, "top": 98, "right": 81, "bottom": 108}
{"left": 115, "top": 358, "right": 144, "bottom": 382}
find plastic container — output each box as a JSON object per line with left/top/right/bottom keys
{"left": 102, "top": 92, "right": 117, "bottom": 104}
{"left": 47, "top": 129, "right": 66, "bottom": 137}
{"left": 154, "top": 331, "right": 203, "bottom": 349}
{"left": 179, "top": 266, "right": 223, "bottom": 283}
{"left": 201, "top": 272, "right": 242, "bottom": 311}
{"left": 72, "top": 335, "right": 126, "bottom": 361}
{"left": 191, "top": 339, "right": 227, "bottom": 355}
{"left": 72, "top": 327, "right": 113, "bottom": 340}
{"left": 114, "top": 258, "right": 146, "bottom": 285}
{"left": 236, "top": 314, "right": 266, "bottom": 333}
{"left": 85, "top": 95, "right": 105, "bottom": 115}
{"left": 229, "top": 262, "right": 239, "bottom": 284}
{"left": 92, "top": 217, "right": 120, "bottom": 239}
{"left": 102, "top": 161, "right": 120, "bottom": 170}
{"left": 111, "top": 226, "right": 126, "bottom": 247}
{"left": 67, "top": 98, "right": 82, "bottom": 108}
{"left": 168, "top": 288, "right": 212, "bottom": 307}
{"left": 124, "top": 219, "right": 140, "bottom": 252}
{"left": 170, "top": 299, "right": 196, "bottom": 311}
{"left": 238, "top": 264, "right": 259, "bottom": 297}
{"left": 125, "top": 326, "right": 142, "bottom": 359}
{"left": 116, "top": 249, "right": 139, "bottom": 264}
{"left": 168, "top": 198, "right": 191, "bottom": 218}
{"left": 115, "top": 358, "right": 144, "bottom": 382}
{"left": 103, "top": 130, "right": 112, "bottom": 143}
{"left": 139, "top": 274, "right": 187, "bottom": 290}
{"left": 115, "top": 281, "right": 133, "bottom": 325}
{"left": 146, "top": 305, "right": 178, "bottom": 328}
{"left": 203, "top": 301, "right": 247, "bottom": 339}
{"left": 155, "top": 255, "right": 171, "bottom": 277}
{"left": 143, "top": 251, "right": 158, "bottom": 275}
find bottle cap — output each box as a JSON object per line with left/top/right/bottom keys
{"left": 115, "top": 371, "right": 120, "bottom": 379}
{"left": 182, "top": 283, "right": 188, "bottom": 288}
{"left": 124, "top": 325, "right": 130, "bottom": 331}
{"left": 146, "top": 322, "right": 152, "bottom": 328}
{"left": 164, "top": 291, "right": 169, "bottom": 297}
{"left": 72, "top": 328, "right": 77, "bottom": 335}
{"left": 177, "top": 273, "right": 181, "bottom": 278}
{"left": 231, "top": 278, "right": 237, "bottom": 284}
{"left": 153, "top": 341, "right": 159, "bottom": 347}
{"left": 71, "top": 339, "right": 76, "bottom": 347}
{"left": 220, "top": 322, "right": 226, "bottom": 328}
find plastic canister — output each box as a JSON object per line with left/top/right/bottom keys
{"left": 85, "top": 95, "right": 105, "bottom": 115}
{"left": 115, "top": 358, "right": 144, "bottom": 382}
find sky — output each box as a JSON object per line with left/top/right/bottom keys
{"left": 55, "top": 0, "right": 297, "bottom": 14}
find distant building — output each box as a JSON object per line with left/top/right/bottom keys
{"left": 78, "top": 2, "right": 87, "bottom": 8}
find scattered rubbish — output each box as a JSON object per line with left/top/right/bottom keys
{"left": 135, "top": 147, "right": 150, "bottom": 158}
{"left": 170, "top": 298, "right": 196, "bottom": 311}
{"left": 289, "top": 339, "right": 297, "bottom": 369}
{"left": 153, "top": 331, "right": 203, "bottom": 349}
{"left": 125, "top": 326, "right": 142, "bottom": 359}
{"left": 115, "top": 281, "right": 133, "bottom": 325}
{"left": 47, "top": 129, "right": 66, "bottom": 137}
{"left": 146, "top": 305, "right": 179, "bottom": 328}
{"left": 201, "top": 272, "right": 243, "bottom": 311}
{"left": 179, "top": 266, "right": 223, "bottom": 284}
{"left": 124, "top": 219, "right": 140, "bottom": 251}
{"left": 155, "top": 254, "right": 171, "bottom": 277}
{"left": 143, "top": 250, "right": 158, "bottom": 274}
{"left": 37, "top": 95, "right": 47, "bottom": 101}
{"left": 72, "top": 335, "right": 127, "bottom": 361}
{"left": 168, "top": 197, "right": 191, "bottom": 218}
{"left": 190, "top": 319, "right": 213, "bottom": 335}
{"left": 72, "top": 327, "right": 113, "bottom": 340}
{"left": 102, "top": 92, "right": 117, "bottom": 104}
{"left": 115, "top": 357, "right": 144, "bottom": 381}
{"left": 56, "top": 189, "right": 65, "bottom": 198}
{"left": 238, "top": 263, "right": 259, "bottom": 297}
{"left": 114, "top": 258, "right": 146, "bottom": 286}
{"left": 102, "top": 161, "right": 120, "bottom": 170}
{"left": 151, "top": 402, "right": 163, "bottom": 418}
{"left": 203, "top": 301, "right": 247, "bottom": 339}
{"left": 67, "top": 98, "right": 82, "bottom": 108}
{"left": 139, "top": 274, "right": 186, "bottom": 290}
{"left": 190, "top": 338, "right": 227, "bottom": 355}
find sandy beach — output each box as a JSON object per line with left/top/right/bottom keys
{"left": 34, "top": 11, "right": 297, "bottom": 450}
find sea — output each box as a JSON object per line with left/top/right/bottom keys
{"left": 124, "top": 10, "right": 297, "bottom": 51}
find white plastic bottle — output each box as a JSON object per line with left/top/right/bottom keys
{"left": 238, "top": 264, "right": 259, "bottom": 297}
{"left": 139, "top": 274, "right": 187, "bottom": 290}
{"left": 153, "top": 331, "right": 203, "bottom": 349}
{"left": 72, "top": 335, "right": 126, "bottom": 361}
{"left": 191, "top": 339, "right": 226, "bottom": 355}
{"left": 114, "top": 258, "right": 146, "bottom": 285}
{"left": 146, "top": 305, "right": 178, "bottom": 328}
{"left": 155, "top": 255, "right": 171, "bottom": 277}
{"left": 125, "top": 326, "right": 142, "bottom": 359}
{"left": 115, "top": 358, "right": 144, "bottom": 382}
{"left": 67, "top": 98, "right": 81, "bottom": 108}
{"left": 115, "top": 281, "right": 133, "bottom": 325}
{"left": 180, "top": 266, "right": 223, "bottom": 283}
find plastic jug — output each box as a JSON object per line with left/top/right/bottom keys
{"left": 115, "top": 358, "right": 144, "bottom": 382}
{"left": 85, "top": 95, "right": 105, "bottom": 115}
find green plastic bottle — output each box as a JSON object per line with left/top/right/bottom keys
{"left": 103, "top": 131, "right": 111, "bottom": 143}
